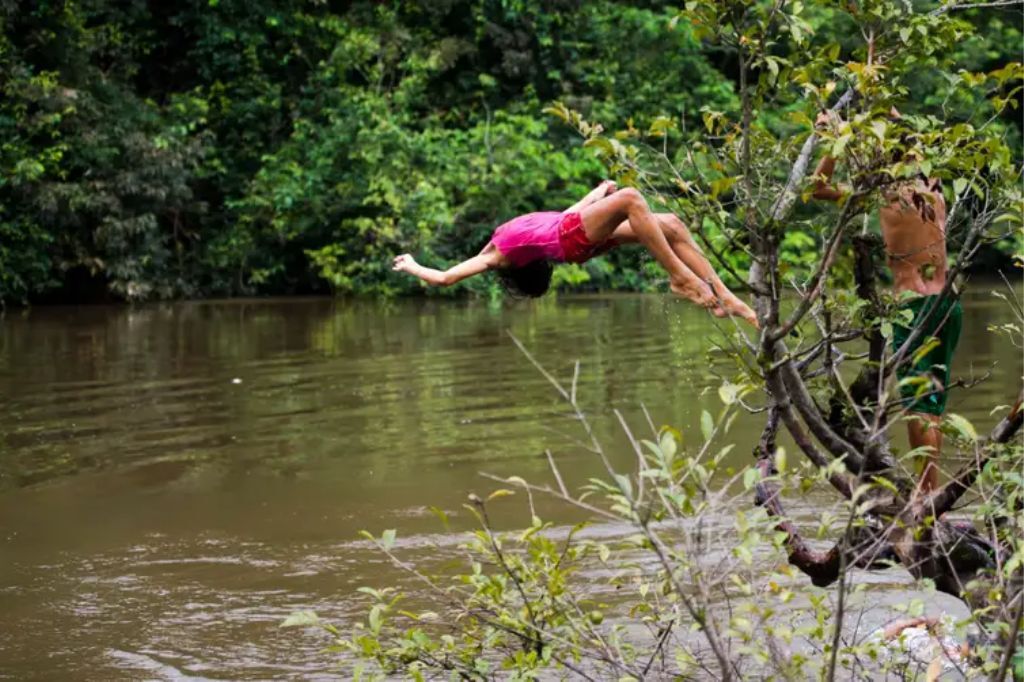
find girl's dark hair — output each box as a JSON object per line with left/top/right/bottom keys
{"left": 496, "top": 259, "right": 553, "bottom": 298}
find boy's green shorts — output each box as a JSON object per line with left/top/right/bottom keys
{"left": 892, "top": 295, "right": 963, "bottom": 416}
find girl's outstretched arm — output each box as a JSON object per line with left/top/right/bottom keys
{"left": 393, "top": 250, "right": 503, "bottom": 287}
{"left": 563, "top": 180, "right": 616, "bottom": 214}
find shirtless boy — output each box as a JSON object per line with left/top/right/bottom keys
{"left": 812, "top": 111, "right": 962, "bottom": 493}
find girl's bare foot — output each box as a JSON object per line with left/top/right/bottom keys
{"left": 670, "top": 280, "right": 758, "bottom": 328}
{"left": 722, "top": 294, "right": 758, "bottom": 328}
{"left": 670, "top": 279, "right": 717, "bottom": 309}
{"left": 736, "top": 308, "right": 759, "bottom": 328}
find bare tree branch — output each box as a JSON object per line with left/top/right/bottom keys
{"left": 933, "top": 0, "right": 1023, "bottom": 13}
{"left": 771, "top": 200, "right": 859, "bottom": 341}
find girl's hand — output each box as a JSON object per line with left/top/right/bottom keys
{"left": 600, "top": 180, "right": 617, "bottom": 196}
{"left": 392, "top": 254, "right": 418, "bottom": 273}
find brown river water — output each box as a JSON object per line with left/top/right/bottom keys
{"left": 0, "top": 290, "right": 1020, "bottom": 679}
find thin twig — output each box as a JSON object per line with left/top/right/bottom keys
{"left": 545, "top": 449, "right": 570, "bottom": 499}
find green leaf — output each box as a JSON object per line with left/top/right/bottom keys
{"left": 659, "top": 431, "right": 677, "bottom": 462}
{"left": 953, "top": 177, "right": 968, "bottom": 196}
{"left": 831, "top": 133, "right": 853, "bottom": 157}
{"left": 871, "top": 120, "right": 887, "bottom": 143}
{"left": 702, "top": 111, "right": 719, "bottom": 133}
{"left": 710, "top": 176, "right": 738, "bottom": 199}
{"left": 613, "top": 473, "right": 634, "bottom": 500}
{"left": 543, "top": 103, "right": 570, "bottom": 122}
{"left": 774, "top": 447, "right": 787, "bottom": 474}
{"left": 280, "top": 610, "right": 320, "bottom": 628}
{"left": 870, "top": 475, "right": 901, "bottom": 495}
{"left": 648, "top": 116, "right": 675, "bottom": 137}
{"left": 911, "top": 337, "right": 940, "bottom": 365}
{"left": 583, "top": 137, "right": 615, "bottom": 156}
{"left": 743, "top": 467, "right": 760, "bottom": 490}
{"left": 428, "top": 506, "right": 450, "bottom": 529}
{"left": 487, "top": 489, "right": 515, "bottom": 501}
{"left": 944, "top": 413, "right": 977, "bottom": 441}
{"left": 701, "top": 410, "right": 714, "bottom": 442}
{"left": 381, "top": 529, "right": 396, "bottom": 550}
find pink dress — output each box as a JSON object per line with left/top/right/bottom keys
{"left": 489, "top": 212, "right": 566, "bottom": 266}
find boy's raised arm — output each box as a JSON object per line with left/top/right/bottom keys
{"left": 811, "top": 154, "right": 845, "bottom": 202}
{"left": 810, "top": 111, "right": 849, "bottom": 202}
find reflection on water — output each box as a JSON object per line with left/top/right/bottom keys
{"left": 0, "top": 291, "right": 1019, "bottom": 679}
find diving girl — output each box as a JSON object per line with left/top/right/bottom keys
{"left": 392, "top": 181, "right": 757, "bottom": 326}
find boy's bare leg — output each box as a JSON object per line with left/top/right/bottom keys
{"left": 909, "top": 413, "right": 942, "bottom": 494}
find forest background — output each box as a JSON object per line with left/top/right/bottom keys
{"left": 1, "top": 0, "right": 1020, "bottom": 305}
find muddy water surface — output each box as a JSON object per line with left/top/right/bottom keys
{"left": 1, "top": 290, "right": 1019, "bottom": 679}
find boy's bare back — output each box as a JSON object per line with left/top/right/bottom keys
{"left": 879, "top": 180, "right": 948, "bottom": 296}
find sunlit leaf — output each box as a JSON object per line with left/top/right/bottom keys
{"left": 659, "top": 431, "right": 678, "bottom": 462}
{"left": 774, "top": 447, "right": 787, "bottom": 474}
{"left": 701, "top": 410, "right": 714, "bottom": 442}
{"left": 280, "top": 610, "right": 320, "bottom": 628}
{"left": 944, "top": 413, "right": 977, "bottom": 441}
{"left": 718, "top": 381, "right": 738, "bottom": 405}
{"left": 613, "top": 473, "right": 633, "bottom": 500}
{"left": 381, "top": 529, "right": 396, "bottom": 550}
{"left": 743, "top": 467, "right": 760, "bottom": 490}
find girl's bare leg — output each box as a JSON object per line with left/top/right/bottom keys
{"left": 579, "top": 189, "right": 716, "bottom": 308}
{"left": 609, "top": 213, "right": 757, "bottom": 326}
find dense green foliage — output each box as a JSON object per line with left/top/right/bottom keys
{"left": 0, "top": 0, "right": 1019, "bottom": 303}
